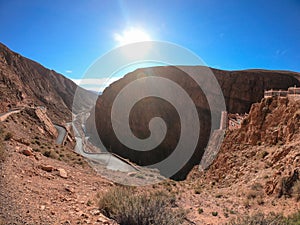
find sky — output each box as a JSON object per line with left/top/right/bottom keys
{"left": 0, "top": 0, "right": 300, "bottom": 91}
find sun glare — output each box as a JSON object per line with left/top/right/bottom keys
{"left": 114, "top": 27, "right": 151, "bottom": 46}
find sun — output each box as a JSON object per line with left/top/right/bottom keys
{"left": 114, "top": 27, "right": 151, "bottom": 46}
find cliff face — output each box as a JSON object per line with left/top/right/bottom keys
{"left": 206, "top": 97, "right": 300, "bottom": 198}
{"left": 230, "top": 97, "right": 300, "bottom": 145}
{"left": 0, "top": 43, "right": 96, "bottom": 123}
{"left": 88, "top": 66, "right": 300, "bottom": 180}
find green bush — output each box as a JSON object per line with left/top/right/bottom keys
{"left": 98, "top": 187, "right": 185, "bottom": 225}
{"left": 212, "top": 211, "right": 218, "bottom": 217}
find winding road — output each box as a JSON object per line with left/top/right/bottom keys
{"left": 0, "top": 108, "right": 137, "bottom": 173}
{"left": 54, "top": 125, "right": 67, "bottom": 145}
{"left": 72, "top": 114, "right": 137, "bottom": 172}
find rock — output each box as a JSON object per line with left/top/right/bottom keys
{"left": 41, "top": 165, "right": 54, "bottom": 172}
{"left": 40, "top": 205, "right": 46, "bottom": 210}
{"left": 90, "top": 209, "right": 101, "bottom": 216}
{"left": 57, "top": 168, "right": 68, "bottom": 178}
{"left": 64, "top": 185, "right": 74, "bottom": 193}
{"left": 21, "top": 149, "right": 33, "bottom": 156}
{"left": 97, "top": 214, "right": 115, "bottom": 224}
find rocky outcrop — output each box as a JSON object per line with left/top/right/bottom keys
{"left": 233, "top": 97, "right": 300, "bottom": 145}
{"left": 0, "top": 43, "right": 97, "bottom": 123}
{"left": 207, "top": 98, "right": 300, "bottom": 198}
{"left": 88, "top": 66, "right": 300, "bottom": 180}
{"left": 34, "top": 107, "right": 58, "bottom": 138}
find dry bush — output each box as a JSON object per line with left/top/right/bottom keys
{"left": 0, "top": 129, "right": 5, "bottom": 162}
{"left": 227, "top": 211, "right": 300, "bottom": 225}
{"left": 98, "top": 187, "right": 185, "bottom": 225}
{"left": 4, "top": 132, "right": 12, "bottom": 141}
{"left": 0, "top": 140, "right": 5, "bottom": 162}
{"left": 292, "top": 180, "right": 300, "bottom": 201}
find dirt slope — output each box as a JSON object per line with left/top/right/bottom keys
{"left": 181, "top": 97, "right": 300, "bottom": 224}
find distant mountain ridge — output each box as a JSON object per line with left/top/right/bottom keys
{"left": 0, "top": 43, "right": 97, "bottom": 123}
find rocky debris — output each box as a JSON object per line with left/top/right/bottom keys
{"left": 64, "top": 185, "right": 74, "bottom": 193}
{"left": 40, "top": 165, "right": 54, "bottom": 172}
{"left": 0, "top": 134, "right": 114, "bottom": 225}
{"left": 21, "top": 148, "right": 33, "bottom": 157}
{"left": 34, "top": 107, "right": 58, "bottom": 138}
{"left": 96, "top": 214, "right": 117, "bottom": 225}
{"left": 203, "top": 97, "right": 300, "bottom": 205}
{"left": 90, "top": 209, "right": 101, "bottom": 216}
{"left": 16, "top": 138, "right": 30, "bottom": 146}
{"left": 57, "top": 168, "right": 68, "bottom": 178}
{"left": 234, "top": 97, "right": 300, "bottom": 145}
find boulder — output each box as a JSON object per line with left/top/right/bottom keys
{"left": 57, "top": 168, "right": 68, "bottom": 178}
{"left": 21, "top": 148, "right": 33, "bottom": 157}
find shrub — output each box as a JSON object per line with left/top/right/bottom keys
{"left": 198, "top": 208, "right": 204, "bottom": 214}
{"left": 0, "top": 140, "right": 5, "bottom": 162}
{"left": 259, "top": 150, "right": 269, "bottom": 159}
{"left": 42, "top": 150, "right": 58, "bottom": 159}
{"left": 4, "top": 132, "right": 12, "bottom": 141}
{"left": 212, "top": 211, "right": 218, "bottom": 217}
{"left": 43, "top": 150, "right": 51, "bottom": 157}
{"left": 292, "top": 180, "right": 300, "bottom": 201}
{"left": 98, "top": 187, "right": 185, "bottom": 225}
{"left": 287, "top": 211, "right": 300, "bottom": 224}
{"left": 227, "top": 211, "right": 300, "bottom": 225}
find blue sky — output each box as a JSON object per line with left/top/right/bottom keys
{"left": 1, "top": 0, "right": 300, "bottom": 89}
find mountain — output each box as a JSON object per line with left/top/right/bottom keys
{"left": 0, "top": 43, "right": 97, "bottom": 123}
{"left": 87, "top": 66, "right": 300, "bottom": 179}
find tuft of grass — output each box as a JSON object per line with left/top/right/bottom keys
{"left": 198, "top": 208, "right": 204, "bottom": 214}
{"left": 98, "top": 187, "right": 185, "bottom": 225}
{"left": 86, "top": 200, "right": 93, "bottom": 206}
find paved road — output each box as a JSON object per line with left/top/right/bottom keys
{"left": 72, "top": 114, "right": 136, "bottom": 172}
{"left": 1, "top": 108, "right": 137, "bottom": 172}
{"left": 54, "top": 125, "right": 67, "bottom": 145}
{"left": 0, "top": 109, "right": 67, "bottom": 146}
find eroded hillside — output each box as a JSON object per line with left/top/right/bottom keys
{"left": 0, "top": 43, "right": 97, "bottom": 123}
{"left": 183, "top": 97, "right": 300, "bottom": 224}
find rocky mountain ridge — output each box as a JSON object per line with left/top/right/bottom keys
{"left": 88, "top": 66, "right": 300, "bottom": 179}
{"left": 0, "top": 43, "right": 97, "bottom": 124}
